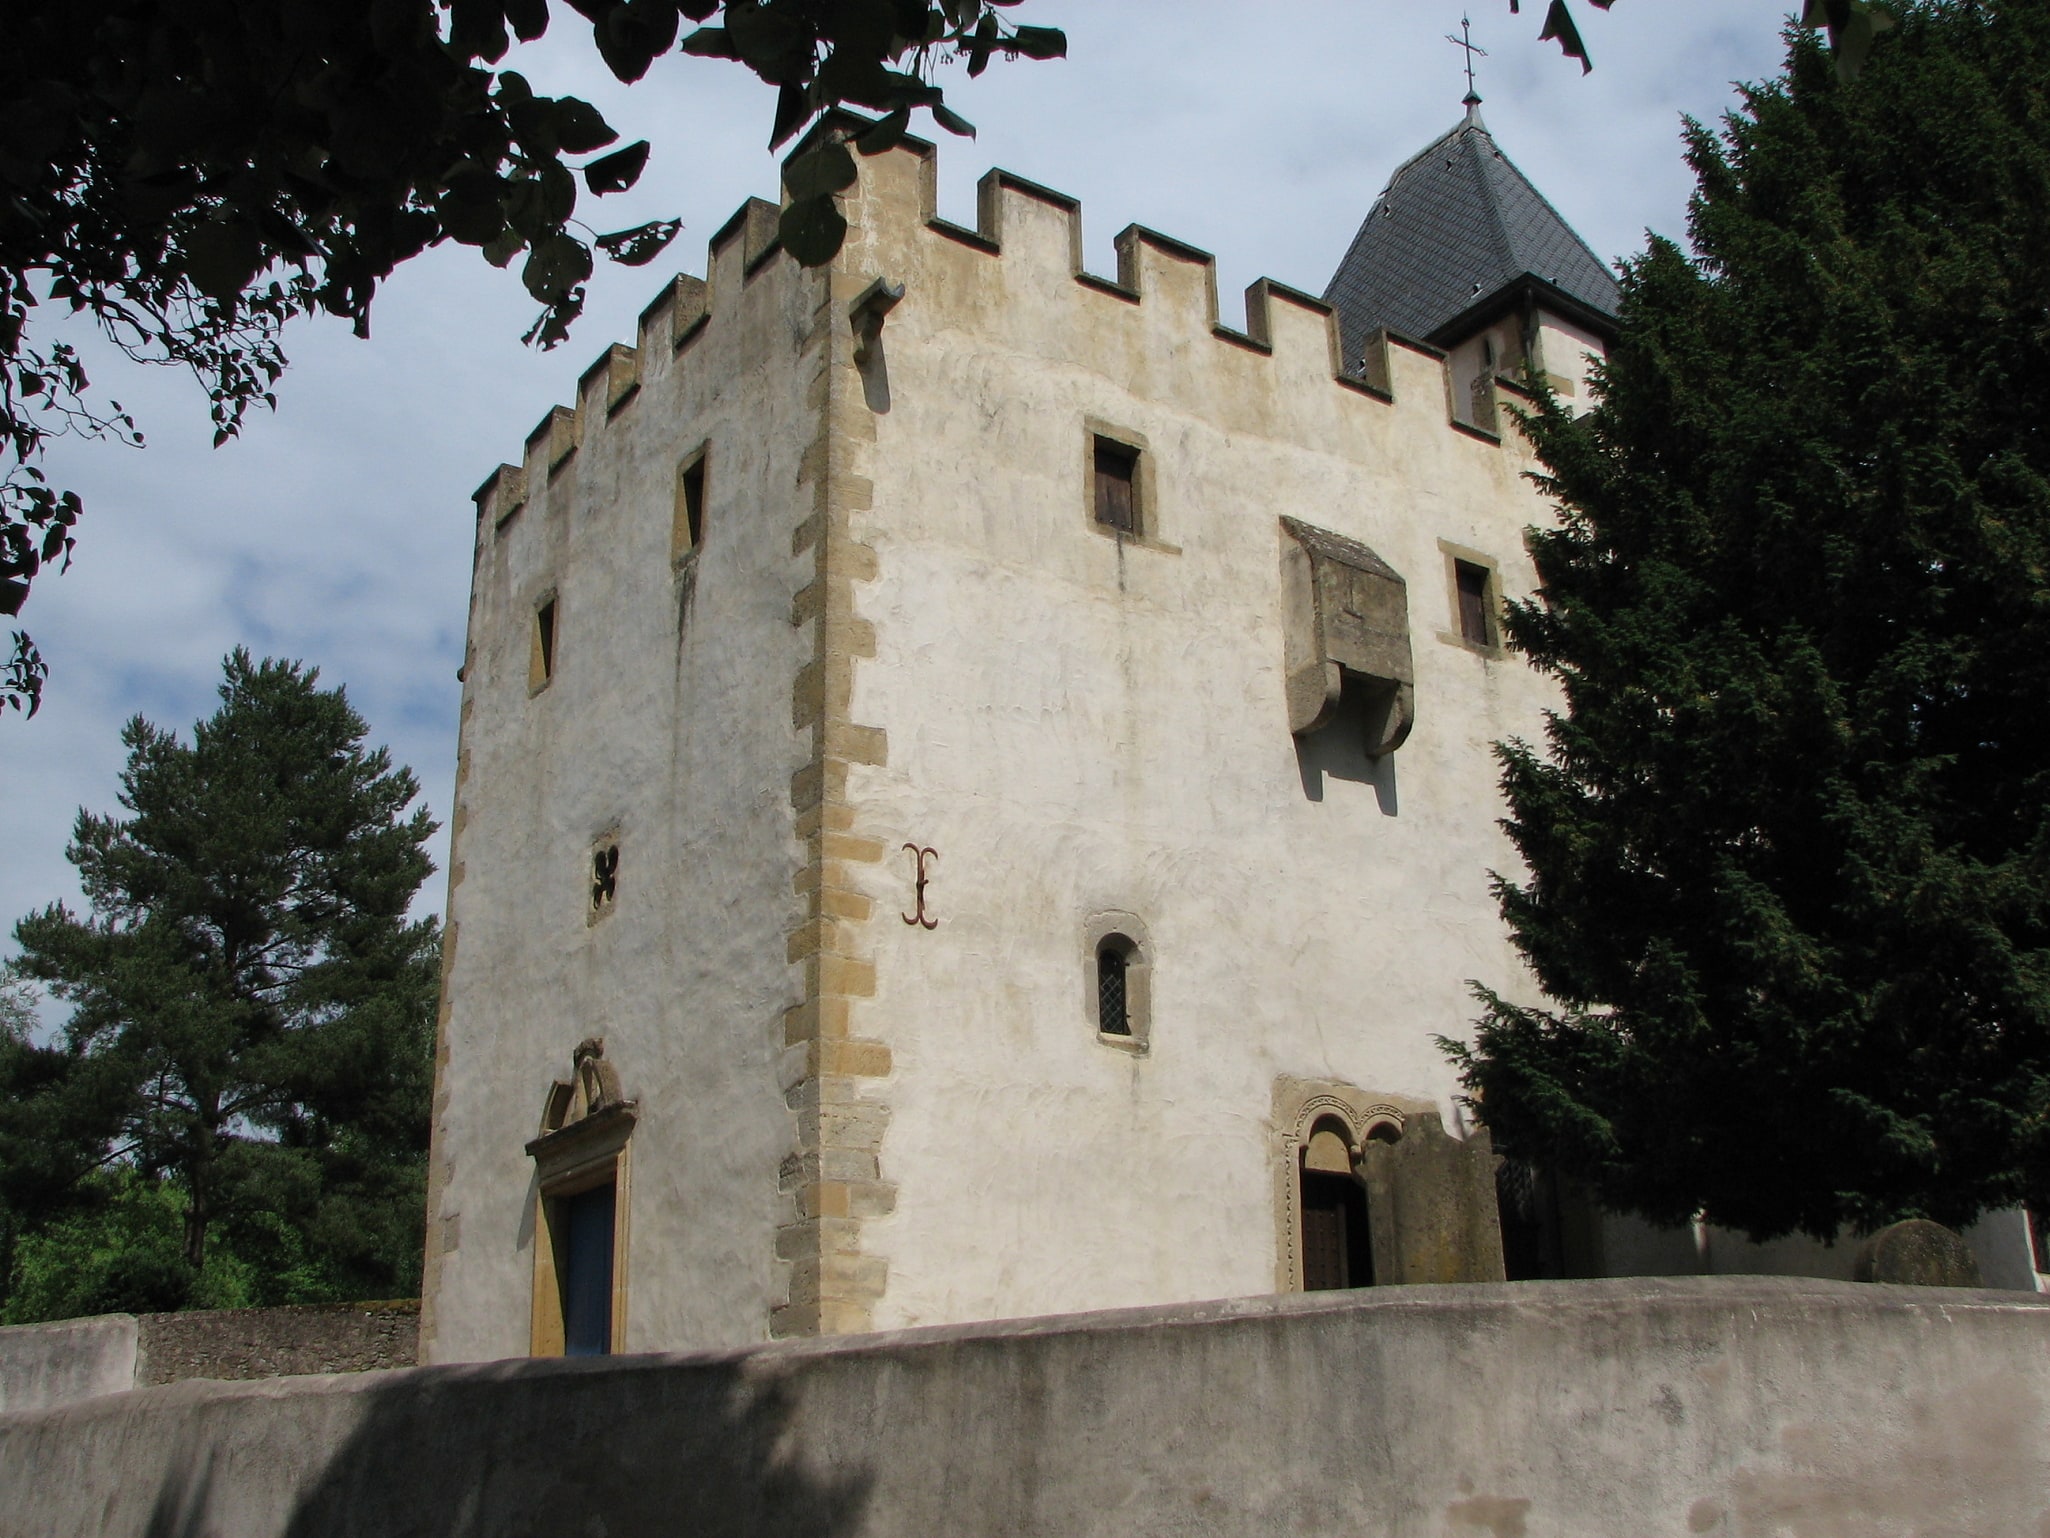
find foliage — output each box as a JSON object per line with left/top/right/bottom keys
{"left": 1450, "top": 1, "right": 2050, "bottom": 1242}
{"left": 1531, "top": 0, "right": 1893, "bottom": 78}
{"left": 0, "top": 1, "right": 1065, "bottom": 718}
{"left": 3, "top": 651, "right": 440, "bottom": 1317}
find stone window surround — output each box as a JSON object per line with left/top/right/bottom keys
{"left": 1271, "top": 1076, "right": 1433, "bottom": 1292}
{"left": 1082, "top": 910, "right": 1153, "bottom": 1055}
{"left": 527, "top": 1041, "right": 636, "bottom": 1356}
{"left": 1081, "top": 419, "right": 1180, "bottom": 556}
{"left": 1436, "top": 539, "right": 1506, "bottom": 658}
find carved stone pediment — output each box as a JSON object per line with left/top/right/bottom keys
{"left": 526, "top": 1038, "right": 637, "bottom": 1178}
{"left": 1280, "top": 516, "right": 1415, "bottom": 755}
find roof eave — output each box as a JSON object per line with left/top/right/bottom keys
{"left": 1422, "top": 271, "right": 1620, "bottom": 351}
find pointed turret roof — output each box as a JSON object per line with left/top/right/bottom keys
{"left": 1324, "top": 105, "right": 1619, "bottom": 372}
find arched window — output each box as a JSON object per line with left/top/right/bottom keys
{"left": 1298, "top": 1116, "right": 1373, "bottom": 1290}
{"left": 1083, "top": 913, "right": 1152, "bottom": 1051}
{"left": 1097, "top": 936, "right": 1132, "bottom": 1036}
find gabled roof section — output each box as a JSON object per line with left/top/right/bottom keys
{"left": 1324, "top": 107, "right": 1620, "bottom": 372}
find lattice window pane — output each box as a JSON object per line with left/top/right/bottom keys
{"left": 1097, "top": 944, "right": 1129, "bottom": 1035}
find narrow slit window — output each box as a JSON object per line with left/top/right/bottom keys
{"left": 675, "top": 456, "right": 706, "bottom": 559}
{"left": 1096, "top": 938, "right": 1131, "bottom": 1036}
{"left": 1093, "top": 438, "right": 1139, "bottom": 535}
{"left": 532, "top": 597, "right": 558, "bottom": 689}
{"left": 1454, "top": 560, "right": 1494, "bottom": 648}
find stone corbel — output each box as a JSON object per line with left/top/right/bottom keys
{"left": 849, "top": 277, "right": 904, "bottom": 367}
{"left": 1280, "top": 516, "right": 1415, "bottom": 755}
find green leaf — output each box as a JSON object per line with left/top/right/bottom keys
{"left": 1005, "top": 24, "right": 1065, "bottom": 60}
{"left": 783, "top": 140, "right": 857, "bottom": 201}
{"left": 507, "top": 98, "right": 562, "bottom": 158}
{"left": 522, "top": 231, "right": 593, "bottom": 303}
{"left": 679, "top": 24, "right": 739, "bottom": 57}
{"left": 436, "top": 172, "right": 508, "bottom": 245}
{"left": 596, "top": 0, "right": 679, "bottom": 83}
{"left": 770, "top": 81, "right": 812, "bottom": 151}
{"left": 505, "top": 0, "right": 550, "bottom": 40}
{"left": 552, "top": 97, "right": 618, "bottom": 154}
{"left": 595, "top": 218, "right": 683, "bottom": 265}
{"left": 967, "top": 13, "right": 997, "bottom": 76}
{"left": 182, "top": 221, "right": 266, "bottom": 302}
{"left": 481, "top": 229, "right": 525, "bottom": 268}
{"left": 1539, "top": 0, "right": 1592, "bottom": 74}
{"left": 448, "top": 0, "right": 512, "bottom": 61}
{"left": 725, "top": 2, "right": 811, "bottom": 81}
{"left": 539, "top": 159, "right": 577, "bottom": 222}
{"left": 584, "top": 140, "right": 651, "bottom": 195}
{"left": 930, "top": 102, "right": 976, "bottom": 138}
{"left": 778, "top": 194, "right": 848, "bottom": 267}
{"left": 856, "top": 108, "right": 912, "bottom": 156}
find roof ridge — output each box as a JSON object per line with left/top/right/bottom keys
{"left": 1377, "top": 116, "right": 1492, "bottom": 204}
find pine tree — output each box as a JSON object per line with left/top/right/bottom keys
{"left": 6, "top": 652, "right": 439, "bottom": 1312}
{"left": 1451, "top": 1, "right": 2050, "bottom": 1242}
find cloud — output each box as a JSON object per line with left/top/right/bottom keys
{"left": 0, "top": 0, "right": 1795, "bottom": 952}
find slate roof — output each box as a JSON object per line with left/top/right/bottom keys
{"left": 1324, "top": 106, "right": 1620, "bottom": 373}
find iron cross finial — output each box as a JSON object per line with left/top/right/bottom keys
{"left": 1446, "top": 14, "right": 1488, "bottom": 105}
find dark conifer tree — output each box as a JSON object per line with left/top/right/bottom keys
{"left": 5, "top": 652, "right": 439, "bottom": 1312}
{"left": 1451, "top": 1, "right": 2050, "bottom": 1241}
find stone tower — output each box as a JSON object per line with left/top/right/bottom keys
{"left": 419, "top": 111, "right": 1617, "bottom": 1365}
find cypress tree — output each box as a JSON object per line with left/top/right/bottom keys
{"left": 1452, "top": 1, "right": 2050, "bottom": 1241}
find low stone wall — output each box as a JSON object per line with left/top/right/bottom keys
{"left": 0, "top": 1302, "right": 417, "bottom": 1414}
{"left": 135, "top": 1302, "right": 418, "bottom": 1387}
{"left": 2, "top": 1277, "right": 2047, "bottom": 1537}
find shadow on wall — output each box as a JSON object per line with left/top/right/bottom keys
{"left": 147, "top": 1353, "right": 874, "bottom": 1538}
{"left": 1294, "top": 689, "right": 1399, "bottom": 815}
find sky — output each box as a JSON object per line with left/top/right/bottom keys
{"left": 0, "top": 0, "right": 1797, "bottom": 970}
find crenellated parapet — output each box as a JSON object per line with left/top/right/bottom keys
{"left": 470, "top": 118, "right": 1536, "bottom": 532}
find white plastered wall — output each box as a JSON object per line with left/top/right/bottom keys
{"left": 831, "top": 146, "right": 1562, "bottom": 1328}
{"left": 423, "top": 226, "right": 823, "bottom": 1362}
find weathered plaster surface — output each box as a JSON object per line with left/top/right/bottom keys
{"left": 830, "top": 142, "right": 1559, "bottom": 1329}
{"left": 0, "top": 1315, "right": 135, "bottom": 1415}
{"left": 423, "top": 204, "right": 824, "bottom": 1361}
{"left": 4, "top": 1280, "right": 2049, "bottom": 1537}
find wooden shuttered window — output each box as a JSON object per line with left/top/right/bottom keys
{"left": 1455, "top": 559, "right": 1494, "bottom": 647}
{"left": 1093, "top": 438, "right": 1139, "bottom": 534}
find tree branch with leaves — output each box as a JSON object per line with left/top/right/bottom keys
{"left": 0, "top": 0, "right": 1065, "bottom": 718}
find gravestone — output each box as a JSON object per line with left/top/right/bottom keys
{"left": 1852, "top": 1219, "right": 1982, "bottom": 1287}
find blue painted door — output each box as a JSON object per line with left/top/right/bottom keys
{"left": 563, "top": 1183, "right": 616, "bottom": 1355}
